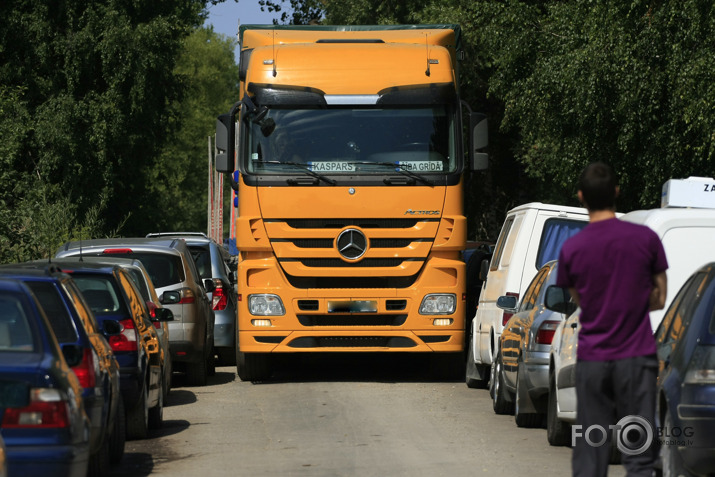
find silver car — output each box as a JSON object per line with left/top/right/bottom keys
{"left": 147, "top": 233, "right": 237, "bottom": 366}
{"left": 491, "top": 260, "right": 574, "bottom": 428}
{"left": 56, "top": 238, "right": 216, "bottom": 386}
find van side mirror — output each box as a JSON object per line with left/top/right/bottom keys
{"left": 544, "top": 285, "right": 577, "bottom": 315}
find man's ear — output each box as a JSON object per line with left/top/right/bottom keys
{"left": 615, "top": 185, "right": 620, "bottom": 198}
{"left": 577, "top": 190, "right": 586, "bottom": 207}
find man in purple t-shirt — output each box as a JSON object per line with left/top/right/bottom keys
{"left": 556, "top": 162, "right": 668, "bottom": 477}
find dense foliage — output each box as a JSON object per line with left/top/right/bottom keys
{"left": 0, "top": 1, "right": 238, "bottom": 262}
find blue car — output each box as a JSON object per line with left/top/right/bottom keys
{"left": 0, "top": 278, "right": 90, "bottom": 477}
{"left": 655, "top": 262, "right": 715, "bottom": 477}
{"left": 52, "top": 261, "right": 169, "bottom": 440}
{"left": 0, "top": 264, "right": 124, "bottom": 474}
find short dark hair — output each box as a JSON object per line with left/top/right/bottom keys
{"left": 578, "top": 162, "right": 617, "bottom": 211}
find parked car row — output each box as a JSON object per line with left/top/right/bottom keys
{"left": 0, "top": 233, "right": 237, "bottom": 477}
{"left": 468, "top": 199, "right": 715, "bottom": 477}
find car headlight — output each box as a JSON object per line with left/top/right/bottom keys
{"left": 248, "top": 294, "right": 285, "bottom": 316}
{"left": 419, "top": 294, "right": 456, "bottom": 315}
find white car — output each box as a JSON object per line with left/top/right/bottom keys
{"left": 546, "top": 306, "right": 579, "bottom": 445}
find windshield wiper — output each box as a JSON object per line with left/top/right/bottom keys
{"left": 257, "top": 160, "right": 337, "bottom": 186}
{"left": 345, "top": 162, "right": 435, "bottom": 186}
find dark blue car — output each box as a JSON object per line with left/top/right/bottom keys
{"left": 53, "top": 261, "right": 168, "bottom": 440}
{"left": 0, "top": 264, "right": 125, "bottom": 475}
{"left": 0, "top": 278, "right": 91, "bottom": 477}
{"left": 655, "top": 262, "right": 715, "bottom": 477}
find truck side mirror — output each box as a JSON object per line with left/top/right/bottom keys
{"left": 469, "top": 112, "right": 488, "bottom": 171}
{"left": 215, "top": 113, "right": 233, "bottom": 173}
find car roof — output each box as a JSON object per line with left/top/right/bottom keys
{"left": 57, "top": 239, "right": 186, "bottom": 257}
{"left": 146, "top": 232, "right": 209, "bottom": 239}
{"left": 0, "top": 263, "right": 70, "bottom": 281}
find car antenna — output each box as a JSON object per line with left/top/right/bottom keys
{"left": 79, "top": 230, "right": 84, "bottom": 262}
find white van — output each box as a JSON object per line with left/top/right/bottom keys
{"left": 465, "top": 202, "right": 589, "bottom": 387}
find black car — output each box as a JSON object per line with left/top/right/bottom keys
{"left": 0, "top": 264, "right": 125, "bottom": 474}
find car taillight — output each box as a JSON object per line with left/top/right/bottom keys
{"left": 212, "top": 282, "right": 228, "bottom": 311}
{"left": 179, "top": 287, "right": 195, "bottom": 304}
{"left": 536, "top": 320, "right": 561, "bottom": 345}
{"left": 102, "top": 248, "right": 133, "bottom": 254}
{"left": 108, "top": 318, "right": 138, "bottom": 352}
{"left": 1, "top": 388, "right": 70, "bottom": 428}
{"left": 502, "top": 292, "right": 519, "bottom": 326}
{"left": 72, "top": 348, "right": 97, "bottom": 388}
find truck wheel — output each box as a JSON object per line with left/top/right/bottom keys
{"left": 126, "top": 385, "right": 148, "bottom": 440}
{"left": 236, "top": 351, "right": 271, "bottom": 381}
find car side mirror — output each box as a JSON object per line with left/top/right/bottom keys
{"left": 61, "top": 344, "right": 84, "bottom": 367}
{"left": 161, "top": 290, "right": 181, "bottom": 305}
{"left": 496, "top": 295, "right": 518, "bottom": 312}
{"left": 203, "top": 279, "right": 216, "bottom": 293}
{"left": 153, "top": 307, "right": 174, "bottom": 322}
{"left": 102, "top": 319, "right": 122, "bottom": 335}
{"left": 544, "top": 285, "right": 577, "bottom": 315}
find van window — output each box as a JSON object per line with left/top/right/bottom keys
{"left": 490, "top": 216, "right": 515, "bottom": 272}
{"left": 535, "top": 219, "right": 587, "bottom": 269}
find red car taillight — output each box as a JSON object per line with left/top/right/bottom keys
{"left": 108, "top": 318, "right": 138, "bottom": 352}
{"left": 1, "top": 388, "right": 70, "bottom": 428}
{"left": 535, "top": 320, "right": 562, "bottom": 345}
{"left": 72, "top": 347, "right": 97, "bottom": 388}
{"left": 212, "top": 283, "right": 228, "bottom": 311}
{"left": 179, "top": 287, "right": 195, "bottom": 304}
{"left": 502, "top": 292, "right": 519, "bottom": 326}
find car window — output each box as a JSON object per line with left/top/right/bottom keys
{"left": 490, "top": 216, "right": 514, "bottom": 271}
{"left": 126, "top": 268, "right": 151, "bottom": 301}
{"left": 535, "top": 218, "right": 587, "bottom": 269}
{"left": 189, "top": 246, "right": 212, "bottom": 279}
{"left": 111, "top": 252, "right": 184, "bottom": 288}
{"left": 658, "top": 272, "right": 705, "bottom": 347}
{"left": 62, "top": 280, "right": 99, "bottom": 334}
{"left": 0, "top": 292, "right": 35, "bottom": 351}
{"left": 118, "top": 271, "right": 151, "bottom": 327}
{"left": 520, "top": 266, "right": 548, "bottom": 312}
{"left": 24, "top": 281, "right": 79, "bottom": 344}
{"left": 72, "top": 276, "right": 127, "bottom": 315}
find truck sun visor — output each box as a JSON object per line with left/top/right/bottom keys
{"left": 247, "top": 83, "right": 328, "bottom": 108}
{"left": 377, "top": 83, "right": 457, "bottom": 106}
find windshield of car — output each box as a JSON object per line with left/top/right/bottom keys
{"left": 0, "top": 292, "right": 35, "bottom": 352}
{"left": 72, "top": 276, "right": 127, "bottom": 316}
{"left": 244, "top": 106, "right": 457, "bottom": 175}
{"left": 25, "top": 281, "right": 79, "bottom": 343}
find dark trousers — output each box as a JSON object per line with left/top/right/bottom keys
{"left": 572, "top": 355, "right": 658, "bottom": 477}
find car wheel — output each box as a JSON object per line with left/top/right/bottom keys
{"left": 87, "top": 430, "right": 110, "bottom": 477}
{"left": 109, "top": 397, "right": 126, "bottom": 464}
{"left": 661, "top": 410, "right": 693, "bottom": 477}
{"left": 126, "top": 384, "right": 148, "bottom": 440}
{"left": 465, "top": 330, "right": 488, "bottom": 389}
{"left": 236, "top": 351, "right": 272, "bottom": 381}
{"left": 547, "top": 373, "right": 571, "bottom": 446}
{"left": 187, "top": 357, "right": 208, "bottom": 386}
{"left": 490, "top": 350, "right": 514, "bottom": 415}
{"left": 148, "top": 375, "right": 163, "bottom": 430}
{"left": 514, "top": 363, "right": 543, "bottom": 428}
{"left": 163, "top": 356, "right": 172, "bottom": 399}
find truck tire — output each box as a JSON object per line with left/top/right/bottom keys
{"left": 236, "top": 351, "right": 271, "bottom": 381}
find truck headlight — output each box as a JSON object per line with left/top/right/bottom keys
{"left": 248, "top": 294, "right": 285, "bottom": 316}
{"left": 419, "top": 294, "right": 456, "bottom": 315}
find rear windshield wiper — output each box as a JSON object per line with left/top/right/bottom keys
{"left": 257, "top": 160, "right": 337, "bottom": 186}
{"left": 346, "top": 162, "right": 435, "bottom": 186}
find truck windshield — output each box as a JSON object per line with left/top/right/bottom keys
{"left": 244, "top": 106, "right": 457, "bottom": 175}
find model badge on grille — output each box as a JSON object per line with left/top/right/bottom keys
{"left": 336, "top": 228, "right": 367, "bottom": 260}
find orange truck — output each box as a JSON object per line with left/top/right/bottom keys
{"left": 215, "top": 24, "right": 488, "bottom": 380}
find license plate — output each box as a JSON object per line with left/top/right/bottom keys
{"left": 327, "top": 300, "right": 378, "bottom": 313}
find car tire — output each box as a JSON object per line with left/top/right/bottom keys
{"left": 187, "top": 352, "right": 208, "bottom": 386}
{"left": 109, "top": 397, "right": 126, "bottom": 464}
{"left": 126, "top": 384, "right": 148, "bottom": 440}
{"left": 465, "top": 330, "right": 488, "bottom": 389}
{"left": 163, "top": 356, "right": 172, "bottom": 399}
{"left": 87, "top": 431, "right": 110, "bottom": 477}
{"left": 236, "top": 351, "right": 272, "bottom": 381}
{"left": 661, "top": 410, "right": 693, "bottom": 477}
{"left": 490, "top": 350, "right": 514, "bottom": 415}
{"left": 547, "top": 374, "right": 571, "bottom": 446}
{"left": 148, "top": 375, "right": 163, "bottom": 430}
{"left": 514, "top": 365, "right": 543, "bottom": 428}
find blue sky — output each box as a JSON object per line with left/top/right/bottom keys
{"left": 205, "top": 1, "right": 281, "bottom": 61}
